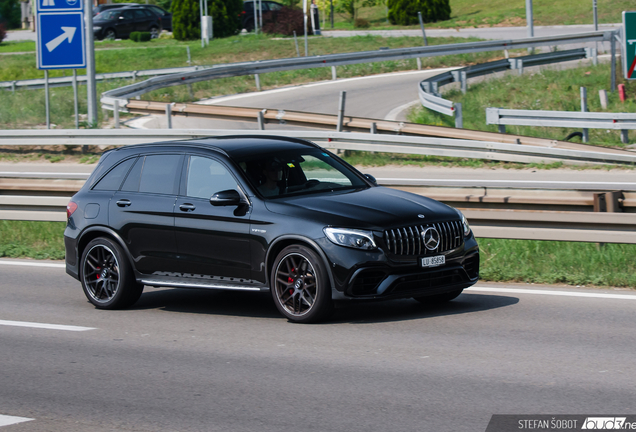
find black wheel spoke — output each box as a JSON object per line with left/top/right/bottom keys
{"left": 83, "top": 244, "right": 120, "bottom": 304}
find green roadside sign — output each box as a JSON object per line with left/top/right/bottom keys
{"left": 623, "top": 11, "right": 636, "bottom": 79}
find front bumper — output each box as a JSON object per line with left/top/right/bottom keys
{"left": 320, "top": 235, "right": 480, "bottom": 301}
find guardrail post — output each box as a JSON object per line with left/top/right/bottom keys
{"left": 44, "top": 70, "right": 50, "bottom": 130}
{"left": 621, "top": 130, "right": 629, "bottom": 144}
{"left": 72, "top": 70, "right": 79, "bottom": 129}
{"left": 454, "top": 103, "right": 463, "bottom": 129}
{"left": 255, "top": 74, "right": 261, "bottom": 91}
{"left": 417, "top": 12, "right": 428, "bottom": 46}
{"left": 585, "top": 47, "right": 598, "bottom": 66}
{"left": 460, "top": 71, "right": 467, "bottom": 94}
{"left": 11, "top": 81, "right": 16, "bottom": 93}
{"left": 517, "top": 59, "right": 524, "bottom": 75}
{"left": 257, "top": 110, "right": 265, "bottom": 130}
{"left": 611, "top": 33, "right": 616, "bottom": 92}
{"left": 186, "top": 46, "right": 191, "bottom": 65}
{"left": 331, "top": 66, "right": 337, "bottom": 80}
{"left": 114, "top": 100, "right": 120, "bottom": 129}
{"left": 416, "top": 58, "right": 422, "bottom": 70}
{"left": 370, "top": 122, "right": 377, "bottom": 134}
{"left": 165, "top": 104, "right": 172, "bottom": 129}
{"left": 580, "top": 87, "right": 589, "bottom": 143}
{"left": 132, "top": 71, "right": 138, "bottom": 83}
{"left": 432, "top": 82, "right": 439, "bottom": 97}
{"left": 293, "top": 31, "right": 300, "bottom": 57}
{"left": 599, "top": 89, "right": 608, "bottom": 109}
{"left": 337, "top": 90, "right": 346, "bottom": 132}
{"left": 498, "top": 124, "right": 506, "bottom": 133}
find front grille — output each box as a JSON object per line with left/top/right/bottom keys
{"left": 384, "top": 220, "right": 463, "bottom": 256}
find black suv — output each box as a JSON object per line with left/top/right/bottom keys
{"left": 65, "top": 136, "right": 479, "bottom": 323}
{"left": 242, "top": 0, "right": 283, "bottom": 31}
{"left": 93, "top": 7, "right": 162, "bottom": 40}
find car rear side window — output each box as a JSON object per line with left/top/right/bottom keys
{"left": 92, "top": 158, "right": 135, "bottom": 191}
{"left": 186, "top": 156, "right": 239, "bottom": 199}
{"left": 121, "top": 154, "right": 182, "bottom": 195}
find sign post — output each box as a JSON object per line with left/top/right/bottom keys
{"left": 623, "top": 11, "right": 636, "bottom": 80}
{"left": 36, "top": 0, "right": 87, "bottom": 128}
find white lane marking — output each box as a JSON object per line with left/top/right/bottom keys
{"left": 0, "top": 320, "right": 96, "bottom": 332}
{"left": 0, "top": 414, "right": 33, "bottom": 427}
{"left": 466, "top": 286, "right": 636, "bottom": 300}
{"left": 384, "top": 99, "right": 420, "bottom": 121}
{"left": 0, "top": 259, "right": 65, "bottom": 269}
{"left": 376, "top": 178, "right": 636, "bottom": 187}
{"left": 198, "top": 67, "right": 459, "bottom": 105}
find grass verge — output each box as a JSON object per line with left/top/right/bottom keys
{"left": 1, "top": 221, "right": 634, "bottom": 288}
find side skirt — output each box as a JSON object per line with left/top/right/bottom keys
{"left": 139, "top": 273, "right": 268, "bottom": 292}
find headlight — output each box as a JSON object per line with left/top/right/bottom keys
{"left": 459, "top": 211, "right": 471, "bottom": 237}
{"left": 324, "top": 227, "right": 377, "bottom": 250}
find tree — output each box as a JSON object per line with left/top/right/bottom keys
{"left": 172, "top": 0, "right": 200, "bottom": 40}
{"left": 209, "top": 0, "right": 242, "bottom": 38}
{"left": 0, "top": 0, "right": 21, "bottom": 29}
{"left": 387, "top": 0, "right": 450, "bottom": 25}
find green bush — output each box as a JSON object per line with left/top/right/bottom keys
{"left": 130, "top": 31, "right": 151, "bottom": 42}
{"left": 387, "top": 0, "right": 450, "bottom": 25}
{"left": 209, "top": 0, "right": 242, "bottom": 38}
{"left": 172, "top": 0, "right": 241, "bottom": 40}
{"left": 354, "top": 18, "right": 370, "bottom": 28}
{"left": 172, "top": 0, "right": 201, "bottom": 40}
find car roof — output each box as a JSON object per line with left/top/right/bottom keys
{"left": 109, "top": 135, "right": 320, "bottom": 160}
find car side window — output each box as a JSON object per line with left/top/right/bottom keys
{"left": 120, "top": 156, "right": 144, "bottom": 192}
{"left": 120, "top": 154, "right": 181, "bottom": 195}
{"left": 267, "top": 2, "right": 282, "bottom": 11}
{"left": 92, "top": 158, "right": 136, "bottom": 191}
{"left": 133, "top": 9, "right": 147, "bottom": 19}
{"left": 122, "top": 10, "right": 134, "bottom": 19}
{"left": 186, "top": 156, "right": 239, "bottom": 199}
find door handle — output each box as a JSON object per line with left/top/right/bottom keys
{"left": 116, "top": 199, "right": 131, "bottom": 207}
{"left": 179, "top": 203, "right": 196, "bottom": 212}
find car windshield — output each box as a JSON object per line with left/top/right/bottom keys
{"left": 234, "top": 148, "right": 369, "bottom": 199}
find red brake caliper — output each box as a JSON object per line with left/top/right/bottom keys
{"left": 288, "top": 268, "right": 295, "bottom": 295}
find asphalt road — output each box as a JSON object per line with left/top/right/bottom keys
{"left": 1, "top": 259, "right": 635, "bottom": 431}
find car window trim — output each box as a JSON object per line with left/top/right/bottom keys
{"left": 181, "top": 153, "right": 251, "bottom": 205}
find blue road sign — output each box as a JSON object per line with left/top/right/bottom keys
{"left": 37, "top": 0, "right": 83, "bottom": 13}
{"left": 37, "top": 12, "right": 86, "bottom": 69}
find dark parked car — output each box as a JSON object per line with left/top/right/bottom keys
{"left": 93, "top": 7, "right": 161, "bottom": 40}
{"left": 125, "top": 4, "right": 172, "bottom": 31}
{"left": 242, "top": 0, "right": 283, "bottom": 31}
{"left": 92, "top": 2, "right": 139, "bottom": 16}
{"left": 64, "top": 137, "right": 479, "bottom": 323}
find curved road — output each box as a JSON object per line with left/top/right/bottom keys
{"left": 1, "top": 259, "right": 635, "bottom": 431}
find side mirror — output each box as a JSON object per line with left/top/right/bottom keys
{"left": 364, "top": 174, "right": 378, "bottom": 185}
{"left": 210, "top": 189, "right": 243, "bottom": 207}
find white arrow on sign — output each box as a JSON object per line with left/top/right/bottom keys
{"left": 45, "top": 26, "right": 77, "bottom": 52}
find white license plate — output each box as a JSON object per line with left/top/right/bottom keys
{"left": 421, "top": 255, "right": 445, "bottom": 268}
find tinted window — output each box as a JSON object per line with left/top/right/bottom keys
{"left": 92, "top": 158, "right": 135, "bottom": 191}
{"left": 267, "top": 2, "right": 282, "bottom": 11}
{"left": 186, "top": 156, "right": 239, "bottom": 199}
{"left": 133, "top": 9, "right": 147, "bottom": 18}
{"left": 121, "top": 156, "right": 144, "bottom": 192}
{"left": 122, "top": 10, "right": 134, "bottom": 19}
{"left": 138, "top": 155, "right": 182, "bottom": 195}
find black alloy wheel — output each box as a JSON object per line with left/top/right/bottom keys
{"left": 105, "top": 28, "right": 116, "bottom": 40}
{"left": 150, "top": 26, "right": 159, "bottom": 39}
{"left": 271, "top": 245, "right": 332, "bottom": 323}
{"left": 80, "top": 237, "right": 143, "bottom": 309}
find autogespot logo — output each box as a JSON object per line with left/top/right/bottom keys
{"left": 582, "top": 418, "right": 629, "bottom": 430}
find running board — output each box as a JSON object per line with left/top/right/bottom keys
{"left": 140, "top": 278, "right": 266, "bottom": 292}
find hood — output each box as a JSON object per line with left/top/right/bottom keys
{"left": 264, "top": 186, "right": 459, "bottom": 230}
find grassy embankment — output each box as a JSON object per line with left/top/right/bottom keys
{"left": 323, "top": 0, "right": 628, "bottom": 29}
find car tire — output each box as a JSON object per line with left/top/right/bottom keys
{"left": 80, "top": 237, "right": 143, "bottom": 310}
{"left": 413, "top": 289, "right": 463, "bottom": 305}
{"left": 271, "top": 245, "right": 333, "bottom": 323}
{"left": 104, "top": 28, "right": 116, "bottom": 40}
{"left": 150, "top": 26, "right": 159, "bottom": 39}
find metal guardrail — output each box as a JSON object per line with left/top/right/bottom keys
{"left": 100, "top": 30, "right": 616, "bottom": 110}
{"left": 2, "top": 128, "right": 636, "bottom": 165}
{"left": 0, "top": 65, "right": 208, "bottom": 91}
{"left": 486, "top": 108, "right": 636, "bottom": 144}
{"left": 418, "top": 48, "right": 594, "bottom": 126}
{"left": 1, "top": 177, "right": 635, "bottom": 243}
